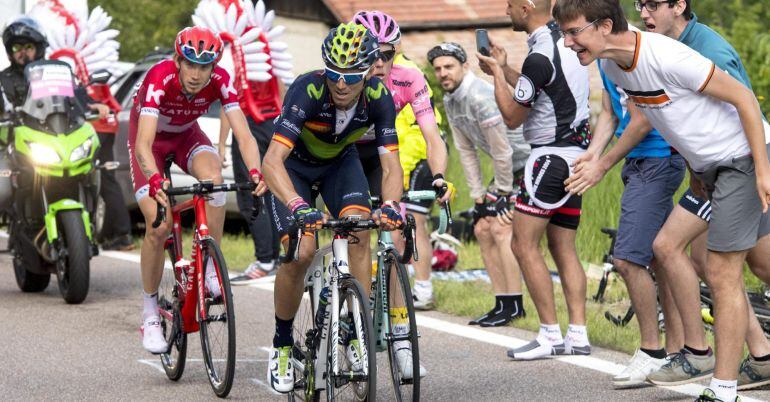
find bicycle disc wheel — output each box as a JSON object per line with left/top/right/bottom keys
{"left": 198, "top": 239, "right": 236, "bottom": 397}
{"left": 326, "top": 275, "right": 376, "bottom": 401}
{"left": 289, "top": 284, "right": 320, "bottom": 402}
{"left": 383, "top": 250, "right": 419, "bottom": 402}
{"left": 159, "top": 244, "right": 187, "bottom": 381}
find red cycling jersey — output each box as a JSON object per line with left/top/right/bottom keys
{"left": 128, "top": 59, "right": 240, "bottom": 200}
{"left": 132, "top": 59, "right": 240, "bottom": 133}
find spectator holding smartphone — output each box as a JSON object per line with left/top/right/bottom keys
{"left": 477, "top": 0, "right": 592, "bottom": 360}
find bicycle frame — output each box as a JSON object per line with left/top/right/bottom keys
{"left": 373, "top": 230, "right": 399, "bottom": 352}
{"left": 299, "top": 234, "right": 369, "bottom": 391}
{"left": 162, "top": 194, "right": 215, "bottom": 334}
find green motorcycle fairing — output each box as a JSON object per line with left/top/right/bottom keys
{"left": 44, "top": 199, "right": 93, "bottom": 243}
{"left": 13, "top": 122, "right": 99, "bottom": 177}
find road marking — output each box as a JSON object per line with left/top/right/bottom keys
{"left": 97, "top": 248, "right": 764, "bottom": 401}
{"left": 251, "top": 378, "right": 282, "bottom": 396}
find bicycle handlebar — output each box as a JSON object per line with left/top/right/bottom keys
{"left": 279, "top": 214, "right": 418, "bottom": 264}
{"left": 151, "top": 181, "right": 260, "bottom": 229}
{"left": 371, "top": 190, "right": 452, "bottom": 235}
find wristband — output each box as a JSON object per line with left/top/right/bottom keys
{"left": 382, "top": 200, "right": 400, "bottom": 209}
{"left": 288, "top": 197, "right": 309, "bottom": 213}
{"left": 249, "top": 168, "right": 263, "bottom": 182}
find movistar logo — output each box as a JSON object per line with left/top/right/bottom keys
{"left": 366, "top": 82, "right": 388, "bottom": 100}
{"left": 307, "top": 83, "right": 324, "bottom": 100}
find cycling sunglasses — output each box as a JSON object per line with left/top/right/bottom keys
{"left": 325, "top": 67, "right": 369, "bottom": 85}
{"left": 11, "top": 43, "right": 35, "bottom": 53}
{"left": 376, "top": 50, "right": 397, "bottom": 62}
{"left": 180, "top": 44, "right": 218, "bottom": 64}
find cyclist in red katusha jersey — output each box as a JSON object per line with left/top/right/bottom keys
{"left": 130, "top": 26, "right": 267, "bottom": 354}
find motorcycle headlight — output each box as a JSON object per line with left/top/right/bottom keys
{"left": 70, "top": 138, "right": 93, "bottom": 162}
{"left": 29, "top": 143, "right": 61, "bottom": 165}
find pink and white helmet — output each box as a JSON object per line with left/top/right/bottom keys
{"left": 353, "top": 10, "right": 401, "bottom": 45}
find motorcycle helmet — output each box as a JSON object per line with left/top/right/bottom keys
{"left": 3, "top": 17, "right": 48, "bottom": 64}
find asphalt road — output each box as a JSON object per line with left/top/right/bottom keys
{"left": 1, "top": 242, "right": 769, "bottom": 401}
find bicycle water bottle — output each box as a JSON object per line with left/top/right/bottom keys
{"left": 315, "top": 287, "right": 330, "bottom": 328}
{"left": 175, "top": 259, "right": 193, "bottom": 291}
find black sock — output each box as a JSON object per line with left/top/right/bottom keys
{"left": 273, "top": 315, "right": 294, "bottom": 348}
{"left": 684, "top": 345, "right": 710, "bottom": 356}
{"left": 752, "top": 353, "right": 770, "bottom": 362}
{"left": 641, "top": 347, "right": 667, "bottom": 359}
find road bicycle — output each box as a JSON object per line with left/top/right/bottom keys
{"left": 369, "top": 190, "right": 450, "bottom": 402}
{"left": 595, "top": 227, "right": 770, "bottom": 337}
{"left": 286, "top": 214, "right": 416, "bottom": 401}
{"left": 151, "top": 154, "right": 257, "bottom": 397}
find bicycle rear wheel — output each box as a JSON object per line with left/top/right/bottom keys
{"left": 198, "top": 239, "right": 236, "bottom": 397}
{"left": 289, "top": 283, "right": 320, "bottom": 402}
{"left": 326, "top": 275, "right": 376, "bottom": 401}
{"left": 158, "top": 243, "right": 187, "bottom": 380}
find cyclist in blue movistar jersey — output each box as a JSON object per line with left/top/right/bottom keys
{"left": 262, "top": 23, "right": 403, "bottom": 393}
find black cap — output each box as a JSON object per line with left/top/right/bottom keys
{"left": 427, "top": 42, "right": 467, "bottom": 64}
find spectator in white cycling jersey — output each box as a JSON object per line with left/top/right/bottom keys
{"left": 556, "top": 0, "right": 770, "bottom": 400}
{"left": 478, "top": 0, "right": 593, "bottom": 360}
{"left": 428, "top": 42, "right": 531, "bottom": 327}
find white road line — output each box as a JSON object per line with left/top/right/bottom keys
{"left": 95, "top": 248, "right": 764, "bottom": 402}
{"left": 251, "top": 378, "right": 282, "bottom": 396}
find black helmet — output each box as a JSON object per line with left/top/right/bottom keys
{"left": 3, "top": 17, "right": 48, "bottom": 62}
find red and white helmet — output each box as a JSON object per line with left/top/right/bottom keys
{"left": 175, "top": 26, "right": 224, "bottom": 64}
{"left": 353, "top": 10, "right": 401, "bottom": 45}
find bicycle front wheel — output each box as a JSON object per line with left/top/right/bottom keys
{"left": 383, "top": 250, "right": 420, "bottom": 402}
{"left": 159, "top": 242, "right": 187, "bottom": 381}
{"left": 198, "top": 239, "right": 236, "bottom": 398}
{"left": 326, "top": 275, "right": 376, "bottom": 401}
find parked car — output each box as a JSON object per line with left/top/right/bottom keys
{"left": 108, "top": 50, "right": 242, "bottom": 220}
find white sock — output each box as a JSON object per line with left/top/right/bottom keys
{"left": 710, "top": 378, "right": 737, "bottom": 401}
{"left": 536, "top": 324, "right": 563, "bottom": 345}
{"left": 143, "top": 291, "right": 158, "bottom": 320}
{"left": 414, "top": 280, "right": 432, "bottom": 296}
{"left": 566, "top": 324, "right": 590, "bottom": 347}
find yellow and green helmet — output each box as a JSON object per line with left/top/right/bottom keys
{"left": 321, "top": 22, "right": 380, "bottom": 70}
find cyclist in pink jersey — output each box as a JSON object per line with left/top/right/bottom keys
{"left": 354, "top": 10, "right": 453, "bottom": 379}
{"left": 131, "top": 26, "right": 267, "bottom": 354}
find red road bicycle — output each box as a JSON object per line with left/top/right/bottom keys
{"left": 150, "top": 154, "right": 258, "bottom": 398}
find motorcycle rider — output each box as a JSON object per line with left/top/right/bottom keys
{"left": 0, "top": 17, "right": 108, "bottom": 116}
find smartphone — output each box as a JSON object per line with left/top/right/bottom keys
{"left": 476, "top": 29, "right": 490, "bottom": 57}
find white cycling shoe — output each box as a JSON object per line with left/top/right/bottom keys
{"left": 267, "top": 346, "right": 294, "bottom": 393}
{"left": 142, "top": 315, "right": 168, "bottom": 354}
{"left": 395, "top": 341, "right": 427, "bottom": 380}
{"left": 205, "top": 263, "right": 221, "bottom": 299}
{"left": 346, "top": 339, "right": 365, "bottom": 372}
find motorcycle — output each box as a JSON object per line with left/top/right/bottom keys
{"left": 1, "top": 60, "right": 102, "bottom": 304}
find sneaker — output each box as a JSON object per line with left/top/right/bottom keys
{"left": 141, "top": 315, "right": 168, "bottom": 354}
{"left": 469, "top": 304, "right": 501, "bottom": 326}
{"left": 479, "top": 304, "right": 526, "bottom": 327}
{"left": 695, "top": 388, "right": 740, "bottom": 401}
{"left": 738, "top": 355, "right": 770, "bottom": 390}
{"left": 231, "top": 261, "right": 275, "bottom": 285}
{"left": 412, "top": 292, "right": 434, "bottom": 311}
{"left": 507, "top": 339, "right": 565, "bottom": 361}
{"left": 267, "top": 346, "right": 294, "bottom": 393}
{"left": 346, "top": 339, "right": 365, "bottom": 372}
{"left": 564, "top": 333, "right": 591, "bottom": 356}
{"left": 612, "top": 349, "right": 666, "bottom": 388}
{"left": 394, "top": 341, "right": 427, "bottom": 380}
{"left": 102, "top": 234, "right": 135, "bottom": 251}
{"left": 647, "top": 350, "right": 715, "bottom": 386}
{"left": 205, "top": 267, "right": 221, "bottom": 299}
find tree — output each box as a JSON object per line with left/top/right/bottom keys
{"left": 93, "top": 0, "right": 199, "bottom": 61}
